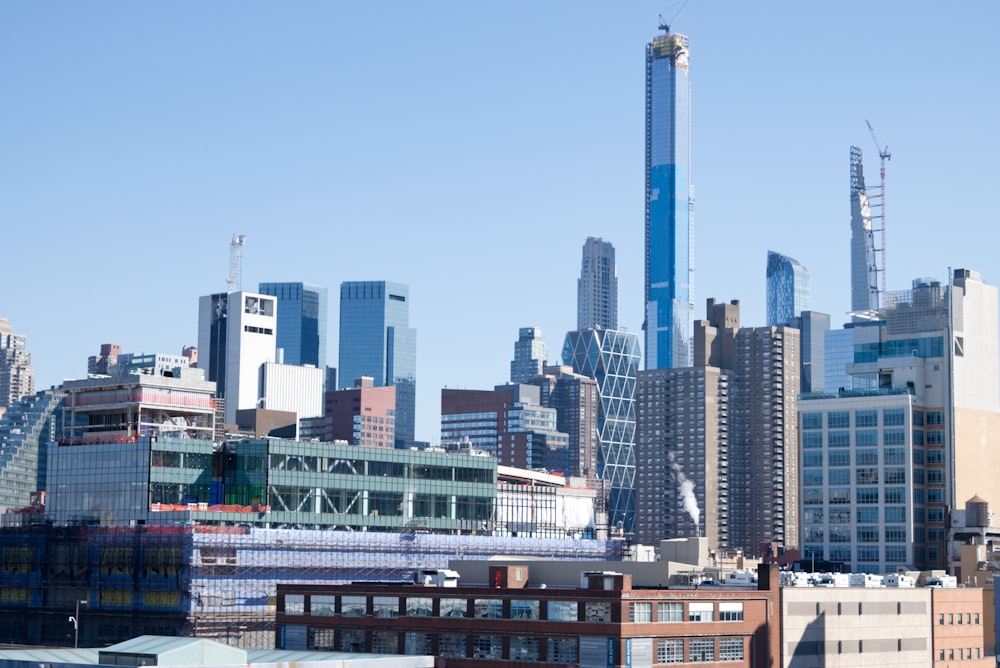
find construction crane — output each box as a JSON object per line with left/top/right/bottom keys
{"left": 865, "top": 120, "right": 890, "bottom": 306}
{"left": 659, "top": 0, "right": 692, "bottom": 32}
{"left": 227, "top": 234, "right": 247, "bottom": 293}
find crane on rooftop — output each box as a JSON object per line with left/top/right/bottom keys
{"left": 227, "top": 234, "right": 247, "bottom": 293}
{"left": 865, "top": 120, "right": 890, "bottom": 306}
{"left": 659, "top": 0, "right": 692, "bottom": 33}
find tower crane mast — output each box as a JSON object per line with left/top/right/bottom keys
{"left": 227, "top": 234, "right": 247, "bottom": 293}
{"left": 865, "top": 120, "right": 890, "bottom": 306}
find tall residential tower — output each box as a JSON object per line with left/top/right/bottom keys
{"left": 577, "top": 237, "right": 618, "bottom": 331}
{"left": 645, "top": 28, "right": 694, "bottom": 370}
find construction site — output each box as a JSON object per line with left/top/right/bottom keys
{"left": 0, "top": 522, "right": 622, "bottom": 648}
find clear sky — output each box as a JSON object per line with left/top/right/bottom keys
{"left": 3, "top": 2, "right": 998, "bottom": 443}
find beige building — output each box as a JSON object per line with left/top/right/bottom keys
{"left": 0, "top": 318, "right": 34, "bottom": 410}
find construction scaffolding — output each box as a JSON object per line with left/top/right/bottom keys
{"left": 0, "top": 524, "right": 622, "bottom": 648}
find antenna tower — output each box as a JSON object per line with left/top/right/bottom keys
{"left": 865, "top": 120, "right": 890, "bottom": 306}
{"left": 227, "top": 234, "right": 247, "bottom": 293}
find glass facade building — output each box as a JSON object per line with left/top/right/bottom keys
{"left": 645, "top": 30, "right": 693, "bottom": 370}
{"left": 563, "top": 328, "right": 640, "bottom": 532}
{"left": 338, "top": 281, "right": 416, "bottom": 446}
{"left": 509, "top": 327, "right": 548, "bottom": 383}
{"left": 765, "top": 251, "right": 810, "bottom": 327}
{"left": 258, "top": 282, "right": 328, "bottom": 370}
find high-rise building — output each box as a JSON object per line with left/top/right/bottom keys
{"left": 338, "top": 281, "right": 416, "bottom": 446}
{"left": 527, "top": 365, "right": 600, "bottom": 479}
{"left": 197, "top": 291, "right": 278, "bottom": 424}
{"left": 850, "top": 146, "right": 880, "bottom": 314}
{"left": 645, "top": 28, "right": 694, "bottom": 370}
{"left": 800, "top": 269, "right": 1000, "bottom": 572}
{"left": 258, "top": 282, "right": 328, "bottom": 369}
{"left": 765, "top": 250, "right": 810, "bottom": 327}
{"left": 510, "top": 327, "right": 548, "bottom": 383}
{"left": 577, "top": 237, "right": 618, "bottom": 331}
{"left": 563, "top": 328, "right": 640, "bottom": 532}
{"left": 788, "top": 310, "right": 829, "bottom": 395}
{"left": 0, "top": 318, "right": 35, "bottom": 410}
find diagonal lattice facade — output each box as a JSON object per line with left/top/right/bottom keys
{"left": 563, "top": 328, "right": 640, "bottom": 532}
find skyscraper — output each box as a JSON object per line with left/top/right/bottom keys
{"left": 850, "top": 146, "right": 880, "bottom": 314}
{"left": 339, "top": 281, "right": 416, "bottom": 446}
{"left": 510, "top": 327, "right": 548, "bottom": 383}
{"left": 197, "top": 291, "right": 278, "bottom": 424}
{"left": 0, "top": 318, "right": 35, "bottom": 410}
{"left": 563, "top": 328, "right": 640, "bottom": 532}
{"left": 645, "top": 27, "right": 694, "bottom": 370}
{"left": 258, "top": 282, "right": 328, "bottom": 369}
{"left": 765, "top": 250, "right": 810, "bottom": 326}
{"left": 577, "top": 237, "right": 618, "bottom": 331}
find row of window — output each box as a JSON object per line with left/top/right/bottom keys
{"left": 802, "top": 429, "right": 945, "bottom": 448}
{"left": 939, "top": 647, "right": 983, "bottom": 661}
{"left": 630, "top": 601, "right": 743, "bottom": 623}
{"left": 801, "top": 545, "right": 908, "bottom": 562}
{"left": 938, "top": 612, "right": 981, "bottom": 625}
{"left": 802, "top": 526, "right": 907, "bottom": 543}
{"left": 802, "top": 409, "right": 943, "bottom": 430}
{"left": 804, "top": 507, "right": 910, "bottom": 524}
{"left": 658, "top": 637, "right": 744, "bottom": 663}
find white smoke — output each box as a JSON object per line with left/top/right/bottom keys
{"left": 668, "top": 452, "right": 700, "bottom": 534}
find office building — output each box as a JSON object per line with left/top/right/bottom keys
{"left": 325, "top": 377, "right": 396, "bottom": 448}
{"left": 339, "top": 281, "right": 416, "bottom": 446}
{"left": 197, "top": 291, "right": 278, "bottom": 425}
{"left": 526, "top": 365, "right": 600, "bottom": 479}
{"left": 441, "top": 385, "right": 569, "bottom": 474}
{"left": 509, "top": 327, "right": 548, "bottom": 383}
{"left": 850, "top": 146, "right": 880, "bottom": 314}
{"left": 765, "top": 250, "right": 810, "bottom": 327}
{"left": 563, "top": 328, "right": 641, "bottom": 532}
{"left": 0, "top": 318, "right": 34, "bottom": 410}
{"left": 799, "top": 269, "right": 1000, "bottom": 572}
{"left": 645, "top": 27, "right": 694, "bottom": 370}
{"left": 276, "top": 563, "right": 780, "bottom": 666}
{"left": 577, "top": 237, "right": 618, "bottom": 330}
{"left": 258, "top": 282, "right": 328, "bottom": 369}
{"left": 87, "top": 343, "right": 121, "bottom": 376}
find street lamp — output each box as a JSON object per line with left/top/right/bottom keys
{"left": 68, "top": 599, "right": 88, "bottom": 648}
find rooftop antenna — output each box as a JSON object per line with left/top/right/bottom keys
{"left": 865, "top": 120, "right": 891, "bottom": 306}
{"left": 659, "top": 0, "right": 692, "bottom": 32}
{"left": 227, "top": 234, "right": 247, "bottom": 293}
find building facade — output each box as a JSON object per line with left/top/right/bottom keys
{"left": 850, "top": 146, "right": 880, "bottom": 315}
{"left": 325, "top": 377, "right": 396, "bottom": 448}
{"left": 563, "top": 328, "right": 640, "bottom": 533}
{"left": 765, "top": 250, "right": 810, "bottom": 327}
{"left": 577, "top": 237, "right": 618, "bottom": 331}
{"left": 338, "top": 281, "right": 416, "bottom": 446}
{"left": 197, "top": 291, "right": 278, "bottom": 424}
{"left": 258, "top": 282, "right": 328, "bottom": 369}
{"left": 509, "top": 327, "right": 548, "bottom": 384}
{"left": 527, "top": 365, "right": 600, "bottom": 479}
{"left": 645, "top": 29, "right": 694, "bottom": 370}
{"left": 0, "top": 318, "right": 35, "bottom": 410}
{"left": 0, "top": 389, "right": 63, "bottom": 514}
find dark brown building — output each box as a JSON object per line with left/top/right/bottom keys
{"left": 275, "top": 563, "right": 781, "bottom": 667}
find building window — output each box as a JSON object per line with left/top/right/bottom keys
{"left": 439, "top": 598, "right": 466, "bottom": 618}
{"left": 510, "top": 636, "right": 539, "bottom": 661}
{"left": 311, "top": 595, "right": 335, "bottom": 616}
{"left": 688, "top": 602, "right": 713, "bottom": 622}
{"left": 658, "top": 639, "right": 683, "bottom": 663}
{"left": 340, "top": 595, "right": 366, "bottom": 617}
{"left": 938, "top": 613, "right": 944, "bottom": 625}
{"left": 373, "top": 596, "right": 398, "bottom": 618}
{"left": 689, "top": 638, "right": 715, "bottom": 662}
{"left": 510, "top": 599, "right": 539, "bottom": 620}
{"left": 855, "top": 410, "right": 878, "bottom": 427}
{"left": 719, "top": 602, "right": 743, "bottom": 621}
{"left": 802, "top": 412, "right": 823, "bottom": 429}
{"left": 547, "top": 638, "right": 578, "bottom": 664}
{"left": 630, "top": 602, "right": 653, "bottom": 622}
{"left": 857, "top": 527, "right": 879, "bottom": 543}
{"left": 658, "top": 601, "right": 683, "bottom": 622}
{"left": 883, "top": 408, "right": 905, "bottom": 426}
{"left": 547, "top": 600, "right": 578, "bottom": 621}
{"left": 585, "top": 601, "right": 611, "bottom": 622}
{"left": 473, "top": 599, "right": 502, "bottom": 619}
{"left": 372, "top": 631, "right": 397, "bottom": 654}
{"left": 307, "top": 628, "right": 335, "bottom": 651}
{"left": 472, "top": 635, "right": 502, "bottom": 660}
{"left": 403, "top": 633, "right": 432, "bottom": 655}
{"left": 719, "top": 637, "right": 744, "bottom": 662}
{"left": 339, "top": 630, "right": 364, "bottom": 653}
{"left": 438, "top": 634, "right": 466, "bottom": 658}
{"left": 406, "top": 597, "right": 432, "bottom": 617}
{"left": 284, "top": 594, "right": 304, "bottom": 615}
{"left": 828, "top": 412, "right": 850, "bottom": 429}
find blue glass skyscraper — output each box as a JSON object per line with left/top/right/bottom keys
{"left": 258, "top": 282, "right": 328, "bottom": 369}
{"left": 338, "top": 281, "right": 416, "bottom": 446}
{"left": 563, "top": 328, "right": 640, "bottom": 533}
{"left": 765, "top": 251, "right": 810, "bottom": 326}
{"left": 645, "top": 28, "right": 693, "bottom": 370}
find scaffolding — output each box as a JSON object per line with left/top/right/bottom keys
{"left": 0, "top": 524, "right": 621, "bottom": 648}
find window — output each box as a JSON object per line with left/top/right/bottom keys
{"left": 629, "top": 602, "right": 652, "bottom": 622}
{"left": 510, "top": 637, "right": 539, "bottom": 661}
{"left": 341, "top": 595, "right": 365, "bottom": 617}
{"left": 406, "top": 597, "right": 432, "bottom": 617}
{"left": 927, "top": 411, "right": 944, "bottom": 425}
{"left": 828, "top": 412, "right": 850, "bottom": 429}
{"left": 928, "top": 489, "right": 946, "bottom": 504}
{"left": 885, "top": 467, "right": 906, "bottom": 484}
{"left": 803, "top": 432, "right": 823, "bottom": 448}
{"left": 439, "top": 598, "right": 466, "bottom": 618}
{"left": 371, "top": 631, "right": 397, "bottom": 654}
{"left": 802, "top": 412, "right": 823, "bottom": 429}
{"left": 913, "top": 410, "right": 925, "bottom": 426}
{"left": 885, "top": 507, "right": 906, "bottom": 523}
{"left": 719, "top": 637, "right": 744, "bottom": 662}
{"left": 689, "top": 602, "right": 713, "bottom": 622}
{"left": 926, "top": 431, "right": 944, "bottom": 445}
{"left": 474, "top": 599, "right": 502, "bottom": 619}
{"left": 719, "top": 602, "right": 743, "bottom": 621}
{"left": 829, "top": 468, "right": 850, "bottom": 485}
{"left": 856, "top": 430, "right": 879, "bottom": 446}
{"left": 884, "top": 447, "right": 905, "bottom": 465}
{"left": 885, "top": 487, "right": 905, "bottom": 504}
{"left": 404, "top": 633, "right": 432, "bottom": 655}
{"left": 690, "top": 638, "right": 715, "bottom": 662}
{"left": 828, "top": 450, "right": 850, "bottom": 466}
{"left": 373, "top": 596, "right": 398, "bottom": 618}
{"left": 803, "top": 451, "right": 823, "bottom": 467}
{"left": 885, "top": 526, "right": 907, "bottom": 543}
{"left": 938, "top": 614, "right": 944, "bottom": 626}
{"left": 855, "top": 410, "right": 878, "bottom": 427}
{"left": 829, "top": 488, "right": 851, "bottom": 504}
{"left": 828, "top": 431, "right": 851, "bottom": 447}
{"left": 857, "top": 507, "right": 879, "bottom": 524}
{"left": 284, "top": 594, "right": 304, "bottom": 615}
{"left": 311, "top": 595, "right": 335, "bottom": 616}
{"left": 547, "top": 638, "right": 578, "bottom": 664}
{"left": 856, "top": 487, "right": 879, "bottom": 504}
{"left": 472, "top": 635, "right": 502, "bottom": 660}
{"left": 339, "top": 630, "right": 364, "bottom": 653}
{"left": 585, "top": 601, "right": 611, "bottom": 622}
{"left": 858, "top": 546, "right": 879, "bottom": 562}
{"left": 658, "top": 601, "right": 683, "bottom": 622}
{"left": 438, "top": 634, "right": 466, "bottom": 658}
{"left": 857, "top": 527, "right": 879, "bottom": 543}
{"left": 802, "top": 469, "right": 824, "bottom": 486}
{"left": 927, "top": 448, "right": 944, "bottom": 464}
{"left": 883, "top": 408, "right": 905, "bottom": 426}
{"left": 658, "top": 639, "right": 683, "bottom": 664}
{"left": 547, "top": 600, "right": 577, "bottom": 621}
{"left": 884, "top": 429, "right": 906, "bottom": 446}
{"left": 857, "top": 448, "right": 879, "bottom": 465}
{"left": 856, "top": 467, "right": 879, "bottom": 484}
{"left": 510, "top": 600, "right": 539, "bottom": 620}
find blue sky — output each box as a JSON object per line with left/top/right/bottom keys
{"left": 3, "top": 2, "right": 998, "bottom": 442}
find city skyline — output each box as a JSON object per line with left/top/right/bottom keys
{"left": 4, "top": 3, "right": 999, "bottom": 443}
